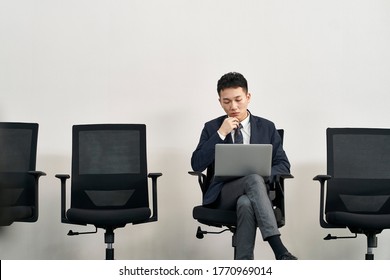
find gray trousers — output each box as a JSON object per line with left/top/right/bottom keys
{"left": 217, "top": 174, "right": 280, "bottom": 260}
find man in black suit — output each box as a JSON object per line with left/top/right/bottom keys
{"left": 191, "top": 72, "right": 297, "bottom": 260}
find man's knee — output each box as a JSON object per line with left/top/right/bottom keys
{"left": 236, "top": 195, "right": 252, "bottom": 212}
{"left": 245, "top": 174, "right": 265, "bottom": 184}
{"left": 242, "top": 174, "right": 269, "bottom": 199}
{"left": 244, "top": 174, "right": 266, "bottom": 189}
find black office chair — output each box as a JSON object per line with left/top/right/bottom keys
{"left": 0, "top": 122, "right": 46, "bottom": 226}
{"left": 55, "top": 124, "right": 162, "bottom": 260}
{"left": 190, "top": 129, "right": 292, "bottom": 259}
{"left": 314, "top": 128, "right": 390, "bottom": 260}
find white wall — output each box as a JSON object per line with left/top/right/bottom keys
{"left": 1, "top": 0, "right": 390, "bottom": 260}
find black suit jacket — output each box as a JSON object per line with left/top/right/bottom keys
{"left": 191, "top": 113, "right": 290, "bottom": 205}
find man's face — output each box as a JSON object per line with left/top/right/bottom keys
{"left": 219, "top": 87, "right": 251, "bottom": 121}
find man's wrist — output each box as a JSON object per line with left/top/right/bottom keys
{"left": 217, "top": 130, "right": 226, "bottom": 140}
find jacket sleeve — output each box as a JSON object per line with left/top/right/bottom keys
{"left": 191, "top": 121, "right": 225, "bottom": 172}
{"left": 270, "top": 126, "right": 291, "bottom": 177}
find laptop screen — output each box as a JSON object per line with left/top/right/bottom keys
{"left": 214, "top": 144, "right": 272, "bottom": 181}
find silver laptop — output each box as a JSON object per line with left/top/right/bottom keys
{"left": 214, "top": 144, "right": 273, "bottom": 181}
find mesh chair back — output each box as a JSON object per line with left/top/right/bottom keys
{"left": 0, "top": 123, "right": 37, "bottom": 172}
{"left": 70, "top": 124, "right": 149, "bottom": 210}
{"left": 0, "top": 122, "right": 38, "bottom": 222}
{"left": 326, "top": 128, "right": 390, "bottom": 217}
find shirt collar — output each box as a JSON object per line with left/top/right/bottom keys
{"left": 240, "top": 111, "right": 250, "bottom": 129}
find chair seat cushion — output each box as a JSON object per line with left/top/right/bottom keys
{"left": 193, "top": 205, "right": 236, "bottom": 227}
{"left": 327, "top": 211, "right": 390, "bottom": 231}
{"left": 67, "top": 207, "right": 151, "bottom": 228}
{"left": 0, "top": 206, "right": 33, "bottom": 226}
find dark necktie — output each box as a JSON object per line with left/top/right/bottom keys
{"left": 234, "top": 123, "right": 243, "bottom": 144}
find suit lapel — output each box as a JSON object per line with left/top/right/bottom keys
{"left": 249, "top": 114, "right": 259, "bottom": 144}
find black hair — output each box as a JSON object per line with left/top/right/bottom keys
{"left": 217, "top": 72, "right": 248, "bottom": 96}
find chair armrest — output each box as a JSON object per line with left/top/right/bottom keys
{"left": 313, "top": 175, "right": 332, "bottom": 184}
{"left": 188, "top": 171, "right": 206, "bottom": 179}
{"left": 188, "top": 171, "right": 205, "bottom": 177}
{"left": 55, "top": 174, "right": 71, "bottom": 224}
{"left": 148, "top": 173, "right": 162, "bottom": 179}
{"left": 188, "top": 171, "right": 207, "bottom": 193}
{"left": 147, "top": 173, "right": 162, "bottom": 223}
{"left": 267, "top": 173, "right": 293, "bottom": 191}
{"left": 28, "top": 171, "right": 47, "bottom": 178}
{"left": 313, "top": 175, "right": 339, "bottom": 228}
{"left": 55, "top": 174, "right": 70, "bottom": 179}
{"left": 275, "top": 173, "right": 294, "bottom": 182}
